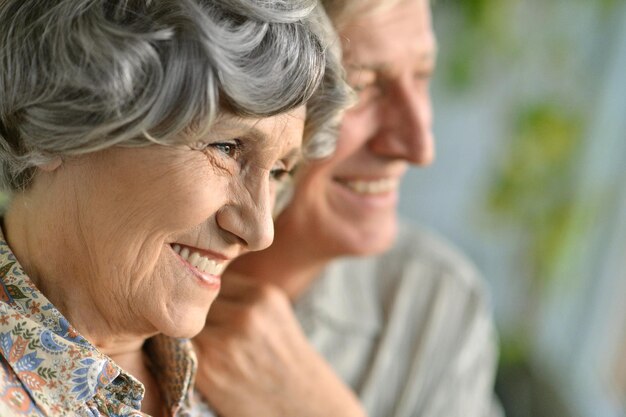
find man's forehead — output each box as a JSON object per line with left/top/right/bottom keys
{"left": 340, "top": 0, "right": 435, "bottom": 71}
{"left": 342, "top": 36, "right": 437, "bottom": 77}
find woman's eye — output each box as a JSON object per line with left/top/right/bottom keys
{"left": 209, "top": 140, "right": 242, "bottom": 159}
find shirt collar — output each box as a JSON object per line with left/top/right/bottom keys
{"left": 145, "top": 334, "right": 197, "bottom": 414}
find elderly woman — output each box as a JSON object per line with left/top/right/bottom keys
{"left": 0, "top": 0, "right": 348, "bottom": 416}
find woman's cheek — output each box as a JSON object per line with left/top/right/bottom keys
{"left": 164, "top": 172, "right": 230, "bottom": 227}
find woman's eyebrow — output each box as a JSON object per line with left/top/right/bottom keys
{"left": 210, "top": 119, "right": 265, "bottom": 142}
{"left": 212, "top": 121, "right": 304, "bottom": 163}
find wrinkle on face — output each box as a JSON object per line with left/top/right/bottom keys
{"left": 4, "top": 105, "right": 307, "bottom": 344}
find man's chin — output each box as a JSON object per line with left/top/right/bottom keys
{"left": 336, "top": 218, "right": 399, "bottom": 258}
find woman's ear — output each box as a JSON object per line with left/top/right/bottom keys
{"left": 38, "top": 157, "right": 62, "bottom": 172}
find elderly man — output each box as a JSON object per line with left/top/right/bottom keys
{"left": 193, "top": 0, "right": 502, "bottom": 416}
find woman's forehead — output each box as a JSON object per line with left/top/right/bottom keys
{"left": 213, "top": 107, "right": 305, "bottom": 136}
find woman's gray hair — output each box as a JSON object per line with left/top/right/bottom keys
{"left": 0, "top": 0, "right": 351, "bottom": 191}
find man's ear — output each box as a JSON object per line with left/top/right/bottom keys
{"left": 37, "top": 157, "right": 62, "bottom": 172}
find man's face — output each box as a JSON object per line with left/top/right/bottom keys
{"left": 281, "top": 0, "right": 437, "bottom": 257}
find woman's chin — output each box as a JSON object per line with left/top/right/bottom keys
{"left": 160, "top": 321, "right": 205, "bottom": 339}
{"left": 157, "top": 307, "right": 213, "bottom": 339}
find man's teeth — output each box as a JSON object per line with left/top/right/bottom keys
{"left": 172, "top": 244, "right": 226, "bottom": 276}
{"left": 342, "top": 178, "right": 398, "bottom": 194}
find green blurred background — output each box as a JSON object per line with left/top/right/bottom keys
{"left": 399, "top": 0, "right": 626, "bottom": 416}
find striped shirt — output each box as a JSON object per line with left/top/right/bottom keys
{"left": 294, "top": 223, "right": 503, "bottom": 417}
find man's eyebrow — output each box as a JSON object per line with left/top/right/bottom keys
{"left": 282, "top": 146, "right": 302, "bottom": 165}
{"left": 346, "top": 51, "right": 438, "bottom": 74}
{"left": 345, "top": 62, "right": 387, "bottom": 73}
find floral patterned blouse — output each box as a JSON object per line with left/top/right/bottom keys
{"left": 0, "top": 232, "right": 209, "bottom": 416}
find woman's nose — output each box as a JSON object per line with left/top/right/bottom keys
{"left": 216, "top": 179, "right": 275, "bottom": 252}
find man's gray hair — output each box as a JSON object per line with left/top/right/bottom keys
{"left": 0, "top": 0, "right": 350, "bottom": 191}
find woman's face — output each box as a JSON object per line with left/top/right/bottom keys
{"left": 47, "top": 109, "right": 304, "bottom": 338}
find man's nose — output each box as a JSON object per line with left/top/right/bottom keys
{"left": 216, "top": 180, "right": 275, "bottom": 253}
{"left": 369, "top": 76, "right": 435, "bottom": 166}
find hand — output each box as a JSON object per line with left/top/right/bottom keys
{"left": 192, "top": 272, "right": 367, "bottom": 417}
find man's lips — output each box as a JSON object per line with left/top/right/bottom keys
{"left": 333, "top": 177, "right": 401, "bottom": 195}
{"left": 171, "top": 243, "right": 229, "bottom": 277}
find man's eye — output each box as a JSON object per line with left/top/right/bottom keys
{"left": 352, "top": 83, "right": 369, "bottom": 93}
{"left": 353, "top": 82, "right": 379, "bottom": 93}
{"left": 414, "top": 69, "right": 434, "bottom": 81}
{"left": 270, "top": 167, "right": 293, "bottom": 182}
{"left": 347, "top": 68, "right": 377, "bottom": 92}
{"left": 352, "top": 82, "right": 383, "bottom": 106}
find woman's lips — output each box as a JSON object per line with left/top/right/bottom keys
{"left": 171, "top": 244, "right": 227, "bottom": 286}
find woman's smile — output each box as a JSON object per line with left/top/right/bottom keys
{"left": 170, "top": 243, "right": 229, "bottom": 289}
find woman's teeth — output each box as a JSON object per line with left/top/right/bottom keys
{"left": 172, "top": 244, "right": 226, "bottom": 276}
{"left": 342, "top": 178, "right": 398, "bottom": 194}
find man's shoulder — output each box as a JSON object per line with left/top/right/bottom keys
{"left": 392, "top": 223, "right": 483, "bottom": 287}
{"left": 305, "top": 224, "right": 500, "bottom": 415}
{"left": 306, "top": 222, "right": 494, "bottom": 337}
